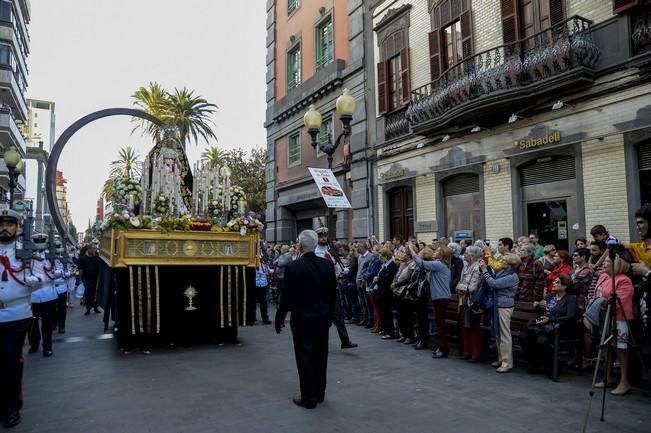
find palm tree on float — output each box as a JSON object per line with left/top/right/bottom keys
{"left": 201, "top": 145, "right": 222, "bottom": 168}
{"left": 132, "top": 82, "right": 218, "bottom": 149}
{"left": 102, "top": 146, "right": 142, "bottom": 201}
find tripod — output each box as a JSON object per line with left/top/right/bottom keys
{"left": 582, "top": 252, "right": 646, "bottom": 432}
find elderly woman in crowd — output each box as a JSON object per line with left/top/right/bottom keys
{"left": 374, "top": 247, "right": 399, "bottom": 339}
{"left": 526, "top": 273, "right": 577, "bottom": 374}
{"left": 547, "top": 250, "right": 572, "bottom": 293}
{"left": 480, "top": 253, "right": 521, "bottom": 373}
{"left": 456, "top": 246, "right": 484, "bottom": 362}
{"left": 411, "top": 243, "right": 453, "bottom": 359}
{"left": 596, "top": 248, "right": 634, "bottom": 396}
{"left": 391, "top": 246, "right": 418, "bottom": 344}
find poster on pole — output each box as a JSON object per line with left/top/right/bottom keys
{"left": 308, "top": 167, "right": 352, "bottom": 209}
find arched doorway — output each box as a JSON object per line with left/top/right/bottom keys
{"left": 388, "top": 186, "right": 413, "bottom": 240}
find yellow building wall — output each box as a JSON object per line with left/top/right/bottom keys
{"left": 581, "top": 135, "right": 630, "bottom": 244}
{"left": 567, "top": 0, "right": 614, "bottom": 25}
{"left": 472, "top": 0, "right": 504, "bottom": 54}
{"left": 483, "top": 159, "right": 514, "bottom": 242}
{"left": 415, "top": 174, "right": 437, "bottom": 241}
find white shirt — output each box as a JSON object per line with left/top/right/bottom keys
{"left": 31, "top": 257, "right": 58, "bottom": 303}
{"left": 0, "top": 242, "right": 34, "bottom": 322}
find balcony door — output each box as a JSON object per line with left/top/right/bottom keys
{"left": 388, "top": 186, "right": 414, "bottom": 240}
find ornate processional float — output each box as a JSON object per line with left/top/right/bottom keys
{"left": 45, "top": 109, "right": 262, "bottom": 348}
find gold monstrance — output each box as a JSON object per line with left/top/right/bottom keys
{"left": 184, "top": 285, "right": 198, "bottom": 311}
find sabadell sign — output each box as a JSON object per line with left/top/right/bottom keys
{"left": 513, "top": 131, "right": 561, "bottom": 150}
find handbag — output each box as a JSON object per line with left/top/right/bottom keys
{"left": 471, "top": 280, "right": 493, "bottom": 311}
{"left": 583, "top": 297, "right": 605, "bottom": 329}
{"left": 406, "top": 266, "right": 430, "bottom": 300}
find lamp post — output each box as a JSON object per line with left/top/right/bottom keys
{"left": 3, "top": 146, "right": 22, "bottom": 208}
{"left": 304, "top": 88, "right": 356, "bottom": 236}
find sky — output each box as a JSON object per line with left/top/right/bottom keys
{"left": 27, "top": 0, "right": 267, "bottom": 231}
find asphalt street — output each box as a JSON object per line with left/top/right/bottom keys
{"left": 17, "top": 304, "right": 650, "bottom": 433}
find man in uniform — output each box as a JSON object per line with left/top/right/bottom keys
{"left": 27, "top": 234, "right": 58, "bottom": 357}
{"left": 314, "top": 227, "right": 357, "bottom": 350}
{"left": 275, "top": 230, "right": 337, "bottom": 409}
{"left": 0, "top": 207, "right": 42, "bottom": 427}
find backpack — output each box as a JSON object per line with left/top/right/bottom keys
{"left": 406, "top": 265, "right": 430, "bottom": 300}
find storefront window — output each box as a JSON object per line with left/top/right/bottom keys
{"left": 445, "top": 192, "right": 481, "bottom": 238}
{"left": 443, "top": 174, "right": 481, "bottom": 240}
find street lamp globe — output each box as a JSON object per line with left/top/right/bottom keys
{"left": 335, "top": 88, "right": 356, "bottom": 117}
{"left": 3, "top": 146, "right": 20, "bottom": 168}
{"left": 15, "top": 159, "right": 24, "bottom": 174}
{"left": 304, "top": 104, "right": 322, "bottom": 130}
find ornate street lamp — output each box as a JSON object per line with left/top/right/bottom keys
{"left": 3, "top": 146, "right": 22, "bottom": 208}
{"left": 303, "top": 88, "right": 356, "bottom": 236}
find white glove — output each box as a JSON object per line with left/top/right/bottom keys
{"left": 25, "top": 275, "right": 42, "bottom": 288}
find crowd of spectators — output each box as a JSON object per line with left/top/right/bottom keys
{"left": 254, "top": 205, "right": 651, "bottom": 395}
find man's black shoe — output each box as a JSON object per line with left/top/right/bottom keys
{"left": 43, "top": 350, "right": 53, "bottom": 358}
{"left": 28, "top": 346, "right": 38, "bottom": 354}
{"left": 94, "top": 308, "right": 101, "bottom": 314}
{"left": 356, "top": 320, "right": 367, "bottom": 326}
{"left": 432, "top": 349, "right": 448, "bottom": 359}
{"left": 292, "top": 397, "right": 316, "bottom": 409}
{"left": 414, "top": 342, "right": 428, "bottom": 350}
{"left": 262, "top": 319, "right": 272, "bottom": 325}
{"left": 341, "top": 342, "right": 358, "bottom": 349}
{"left": 364, "top": 322, "right": 374, "bottom": 328}
{"left": 84, "top": 311, "right": 90, "bottom": 316}
{"left": 3, "top": 409, "right": 20, "bottom": 428}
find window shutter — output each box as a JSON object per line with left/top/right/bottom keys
{"left": 460, "top": 9, "right": 473, "bottom": 59}
{"left": 399, "top": 48, "right": 411, "bottom": 106}
{"left": 500, "top": 0, "right": 519, "bottom": 45}
{"left": 428, "top": 30, "right": 442, "bottom": 81}
{"left": 377, "top": 61, "right": 388, "bottom": 115}
{"left": 549, "top": 0, "right": 565, "bottom": 28}
{"left": 613, "top": 0, "right": 641, "bottom": 14}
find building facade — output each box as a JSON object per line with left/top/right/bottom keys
{"left": 55, "top": 169, "right": 71, "bottom": 226}
{"left": 0, "top": 0, "right": 30, "bottom": 201}
{"left": 25, "top": 98, "right": 55, "bottom": 230}
{"left": 372, "top": 0, "right": 651, "bottom": 247}
{"left": 264, "top": 0, "right": 375, "bottom": 242}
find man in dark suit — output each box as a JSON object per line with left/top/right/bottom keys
{"left": 275, "top": 230, "right": 337, "bottom": 409}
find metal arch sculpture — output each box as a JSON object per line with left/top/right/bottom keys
{"left": 45, "top": 108, "right": 163, "bottom": 246}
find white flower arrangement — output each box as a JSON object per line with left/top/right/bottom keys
{"left": 112, "top": 177, "right": 142, "bottom": 206}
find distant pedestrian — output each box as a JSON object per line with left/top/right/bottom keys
{"left": 77, "top": 242, "right": 102, "bottom": 315}
{"left": 275, "top": 230, "right": 337, "bottom": 409}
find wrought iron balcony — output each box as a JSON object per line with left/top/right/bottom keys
{"left": 384, "top": 106, "right": 411, "bottom": 141}
{"left": 407, "top": 16, "right": 600, "bottom": 133}
{"left": 632, "top": 10, "right": 651, "bottom": 55}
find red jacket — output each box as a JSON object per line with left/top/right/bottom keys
{"left": 546, "top": 263, "right": 572, "bottom": 293}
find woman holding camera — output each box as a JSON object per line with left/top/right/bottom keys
{"left": 480, "top": 253, "right": 521, "bottom": 373}
{"left": 525, "top": 273, "right": 577, "bottom": 374}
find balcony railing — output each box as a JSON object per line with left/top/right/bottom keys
{"left": 632, "top": 10, "right": 651, "bottom": 55}
{"left": 407, "top": 16, "right": 600, "bottom": 128}
{"left": 384, "top": 106, "right": 411, "bottom": 141}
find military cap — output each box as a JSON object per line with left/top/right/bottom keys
{"left": 0, "top": 207, "right": 20, "bottom": 223}
{"left": 315, "top": 227, "right": 329, "bottom": 235}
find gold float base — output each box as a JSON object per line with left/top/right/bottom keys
{"left": 99, "top": 229, "right": 259, "bottom": 268}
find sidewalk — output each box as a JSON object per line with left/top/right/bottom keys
{"left": 18, "top": 304, "right": 649, "bottom": 433}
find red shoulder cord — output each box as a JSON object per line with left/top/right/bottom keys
{"left": 43, "top": 262, "right": 56, "bottom": 281}
{"left": 0, "top": 255, "right": 25, "bottom": 286}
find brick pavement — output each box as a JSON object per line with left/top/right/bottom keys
{"left": 17, "top": 305, "right": 649, "bottom": 433}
